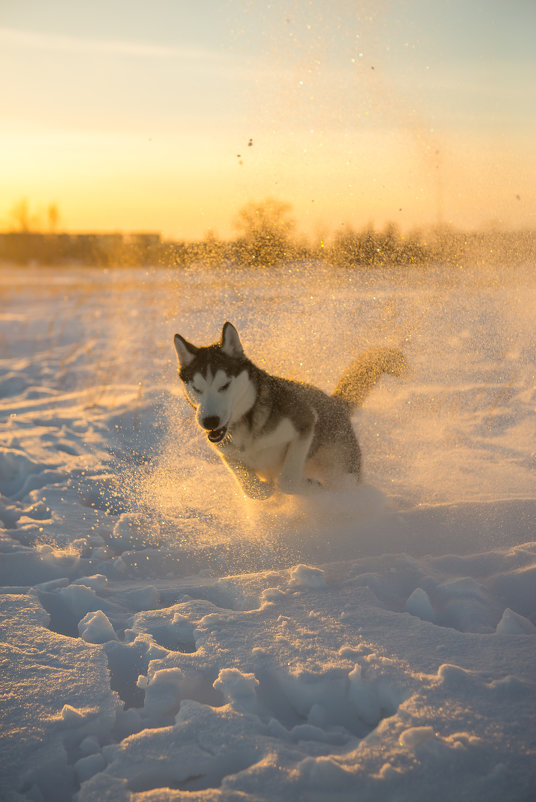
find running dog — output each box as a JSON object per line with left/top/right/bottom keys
{"left": 174, "top": 322, "right": 405, "bottom": 499}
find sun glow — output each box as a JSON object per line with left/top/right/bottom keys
{"left": 0, "top": 2, "right": 534, "bottom": 239}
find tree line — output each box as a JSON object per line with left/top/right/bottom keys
{"left": 0, "top": 198, "right": 534, "bottom": 268}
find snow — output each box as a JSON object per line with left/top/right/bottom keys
{"left": 404, "top": 587, "right": 435, "bottom": 622}
{"left": 495, "top": 607, "right": 536, "bottom": 635}
{"left": 79, "top": 610, "right": 118, "bottom": 644}
{"left": 289, "top": 563, "right": 327, "bottom": 589}
{"left": 0, "top": 262, "right": 535, "bottom": 801}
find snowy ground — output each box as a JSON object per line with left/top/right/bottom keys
{"left": 0, "top": 261, "right": 535, "bottom": 801}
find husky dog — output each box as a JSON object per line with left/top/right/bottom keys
{"left": 174, "top": 323, "right": 405, "bottom": 500}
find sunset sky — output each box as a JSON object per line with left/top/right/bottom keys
{"left": 1, "top": 0, "right": 534, "bottom": 240}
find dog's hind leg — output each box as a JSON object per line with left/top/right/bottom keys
{"left": 304, "top": 442, "right": 360, "bottom": 489}
{"left": 222, "top": 458, "right": 275, "bottom": 500}
{"left": 277, "top": 417, "right": 317, "bottom": 495}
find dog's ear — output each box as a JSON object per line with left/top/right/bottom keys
{"left": 221, "top": 322, "right": 244, "bottom": 358}
{"left": 174, "top": 334, "right": 198, "bottom": 368}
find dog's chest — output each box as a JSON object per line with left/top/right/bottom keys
{"left": 219, "top": 418, "right": 292, "bottom": 477}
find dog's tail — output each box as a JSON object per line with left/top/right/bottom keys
{"left": 333, "top": 347, "right": 407, "bottom": 410}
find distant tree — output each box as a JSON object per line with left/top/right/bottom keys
{"left": 47, "top": 203, "right": 60, "bottom": 233}
{"left": 358, "top": 224, "right": 379, "bottom": 265}
{"left": 9, "top": 198, "right": 32, "bottom": 232}
{"left": 398, "top": 228, "right": 428, "bottom": 265}
{"left": 331, "top": 225, "right": 361, "bottom": 267}
{"left": 233, "top": 198, "right": 296, "bottom": 266}
{"left": 330, "top": 221, "right": 431, "bottom": 267}
{"left": 378, "top": 222, "right": 402, "bottom": 263}
{"left": 200, "top": 229, "right": 227, "bottom": 266}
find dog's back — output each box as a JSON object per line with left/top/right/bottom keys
{"left": 257, "top": 346, "right": 406, "bottom": 483}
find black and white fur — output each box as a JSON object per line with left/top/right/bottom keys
{"left": 174, "top": 322, "right": 405, "bottom": 500}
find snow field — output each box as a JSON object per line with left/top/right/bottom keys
{"left": 0, "top": 263, "right": 535, "bottom": 801}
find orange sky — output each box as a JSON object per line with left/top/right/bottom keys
{"left": 1, "top": 0, "right": 535, "bottom": 240}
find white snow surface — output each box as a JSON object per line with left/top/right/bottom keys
{"left": 0, "top": 262, "right": 535, "bottom": 801}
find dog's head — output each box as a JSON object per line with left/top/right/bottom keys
{"left": 173, "top": 322, "right": 251, "bottom": 443}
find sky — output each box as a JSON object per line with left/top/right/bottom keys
{"left": 0, "top": 0, "right": 535, "bottom": 240}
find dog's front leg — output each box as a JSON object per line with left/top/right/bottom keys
{"left": 222, "top": 457, "right": 274, "bottom": 500}
{"left": 277, "top": 412, "right": 317, "bottom": 495}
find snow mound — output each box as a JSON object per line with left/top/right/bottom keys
{"left": 289, "top": 564, "right": 327, "bottom": 589}
{"left": 496, "top": 607, "right": 536, "bottom": 635}
{"left": 404, "top": 587, "right": 436, "bottom": 622}
{"left": 79, "top": 610, "right": 118, "bottom": 643}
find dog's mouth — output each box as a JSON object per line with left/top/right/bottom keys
{"left": 207, "top": 426, "right": 227, "bottom": 444}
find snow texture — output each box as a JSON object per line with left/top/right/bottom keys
{"left": 0, "top": 263, "right": 535, "bottom": 801}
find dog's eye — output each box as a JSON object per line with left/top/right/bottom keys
{"left": 191, "top": 386, "right": 202, "bottom": 395}
{"left": 218, "top": 381, "right": 231, "bottom": 392}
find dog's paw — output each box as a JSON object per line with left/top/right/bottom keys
{"left": 278, "top": 475, "right": 323, "bottom": 495}
{"left": 278, "top": 475, "right": 308, "bottom": 495}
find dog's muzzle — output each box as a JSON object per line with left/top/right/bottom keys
{"left": 207, "top": 426, "right": 227, "bottom": 444}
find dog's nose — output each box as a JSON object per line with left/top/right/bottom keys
{"left": 201, "top": 415, "right": 220, "bottom": 431}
